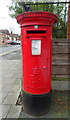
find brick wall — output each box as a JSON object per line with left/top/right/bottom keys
{"left": 0, "top": 33, "right": 7, "bottom": 45}
{"left": 52, "top": 39, "right": 70, "bottom": 79}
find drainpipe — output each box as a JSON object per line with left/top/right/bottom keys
{"left": 67, "top": 1, "right": 70, "bottom": 39}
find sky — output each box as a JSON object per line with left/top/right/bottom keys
{"left": 0, "top": 0, "right": 20, "bottom": 35}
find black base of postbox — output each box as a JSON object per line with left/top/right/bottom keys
{"left": 22, "top": 90, "right": 52, "bottom": 116}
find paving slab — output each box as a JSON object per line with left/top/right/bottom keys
{"left": 10, "top": 85, "right": 21, "bottom": 93}
{"left": 0, "top": 76, "right": 2, "bottom": 83}
{"left": 3, "top": 92, "right": 19, "bottom": 105}
{"left": 2, "top": 71, "right": 20, "bottom": 78}
{"left": 7, "top": 105, "right": 21, "bottom": 118}
{"left": 14, "top": 78, "right": 21, "bottom": 85}
{"left": 2, "top": 84, "right": 21, "bottom": 93}
{"left": 2, "top": 84, "right": 14, "bottom": 93}
{"left": 0, "top": 82, "right": 2, "bottom": 92}
{"left": 2, "top": 92, "right": 8, "bottom": 104}
{"left": 2, "top": 77, "right": 17, "bottom": 85}
{"left": 0, "top": 105, "right": 2, "bottom": 119}
{"left": 2, "top": 76, "right": 20, "bottom": 82}
{"left": 2, "top": 105, "right": 11, "bottom": 118}
{"left": 52, "top": 81, "right": 70, "bottom": 90}
{"left": 0, "top": 92, "right": 2, "bottom": 104}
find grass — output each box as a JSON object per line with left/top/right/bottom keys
{"left": 52, "top": 77, "right": 69, "bottom": 81}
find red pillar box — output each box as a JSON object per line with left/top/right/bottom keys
{"left": 16, "top": 11, "right": 57, "bottom": 116}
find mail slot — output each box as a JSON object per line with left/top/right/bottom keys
{"left": 16, "top": 11, "right": 57, "bottom": 116}
{"left": 27, "top": 30, "right": 46, "bottom": 34}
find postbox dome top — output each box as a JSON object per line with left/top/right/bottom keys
{"left": 16, "top": 11, "right": 57, "bottom": 26}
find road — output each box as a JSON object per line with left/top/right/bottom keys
{"left": 0, "top": 45, "right": 21, "bottom": 60}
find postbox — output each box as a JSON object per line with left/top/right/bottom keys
{"left": 16, "top": 11, "right": 57, "bottom": 116}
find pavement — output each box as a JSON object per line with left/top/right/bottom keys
{"left": 0, "top": 45, "right": 22, "bottom": 119}
{"left": 0, "top": 45, "right": 69, "bottom": 119}
{"left": 1, "top": 60, "right": 22, "bottom": 119}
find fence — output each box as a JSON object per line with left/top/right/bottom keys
{"left": 52, "top": 38, "right": 70, "bottom": 79}
{"left": 22, "top": 2, "right": 70, "bottom": 79}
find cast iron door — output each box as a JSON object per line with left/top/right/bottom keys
{"left": 22, "top": 35, "right": 51, "bottom": 95}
